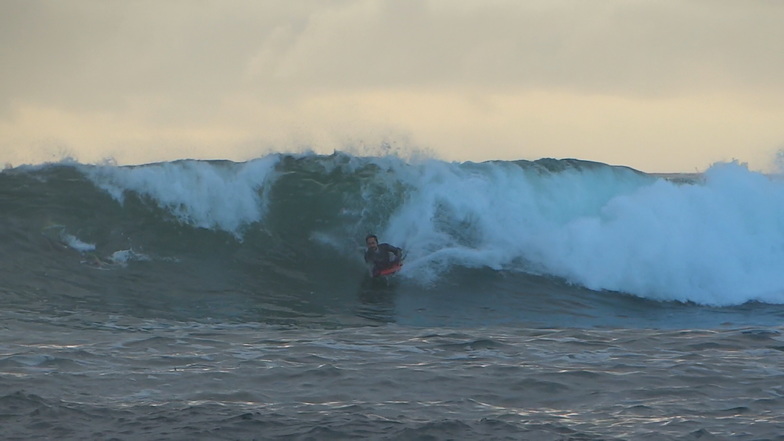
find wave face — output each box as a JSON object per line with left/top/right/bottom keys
{"left": 2, "top": 153, "right": 784, "bottom": 327}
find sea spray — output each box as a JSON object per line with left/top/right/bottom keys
{"left": 83, "top": 156, "right": 280, "bottom": 236}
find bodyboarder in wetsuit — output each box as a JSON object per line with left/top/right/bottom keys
{"left": 364, "top": 234, "right": 403, "bottom": 277}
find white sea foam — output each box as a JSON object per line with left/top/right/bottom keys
{"left": 84, "top": 156, "right": 280, "bottom": 237}
{"left": 61, "top": 233, "right": 96, "bottom": 253}
{"left": 380, "top": 159, "right": 784, "bottom": 305}
{"left": 44, "top": 225, "right": 96, "bottom": 252}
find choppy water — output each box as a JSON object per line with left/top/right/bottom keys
{"left": 2, "top": 153, "right": 784, "bottom": 440}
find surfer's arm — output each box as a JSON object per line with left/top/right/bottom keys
{"left": 388, "top": 244, "right": 402, "bottom": 259}
{"left": 379, "top": 244, "right": 402, "bottom": 263}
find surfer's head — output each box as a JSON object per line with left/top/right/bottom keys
{"left": 365, "top": 234, "right": 379, "bottom": 250}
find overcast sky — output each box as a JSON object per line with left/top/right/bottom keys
{"left": 2, "top": 0, "right": 783, "bottom": 172}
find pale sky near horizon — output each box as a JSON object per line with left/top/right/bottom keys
{"left": 2, "top": 0, "right": 783, "bottom": 172}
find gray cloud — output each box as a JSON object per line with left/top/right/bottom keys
{"left": 2, "top": 0, "right": 783, "bottom": 171}
{"left": 3, "top": 0, "right": 783, "bottom": 113}
{"left": 0, "top": 1, "right": 311, "bottom": 113}
{"left": 241, "top": 0, "right": 784, "bottom": 97}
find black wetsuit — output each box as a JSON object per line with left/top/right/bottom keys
{"left": 364, "top": 243, "right": 402, "bottom": 276}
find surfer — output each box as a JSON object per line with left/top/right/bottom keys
{"left": 364, "top": 234, "right": 403, "bottom": 277}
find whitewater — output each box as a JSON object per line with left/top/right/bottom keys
{"left": 54, "top": 152, "right": 784, "bottom": 306}
{"left": 2, "top": 152, "right": 783, "bottom": 440}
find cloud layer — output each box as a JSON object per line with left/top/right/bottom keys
{"left": 2, "top": 0, "right": 783, "bottom": 171}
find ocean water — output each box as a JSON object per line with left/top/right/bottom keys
{"left": 1, "top": 153, "right": 783, "bottom": 440}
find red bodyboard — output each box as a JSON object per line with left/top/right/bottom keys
{"left": 376, "top": 262, "right": 403, "bottom": 277}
